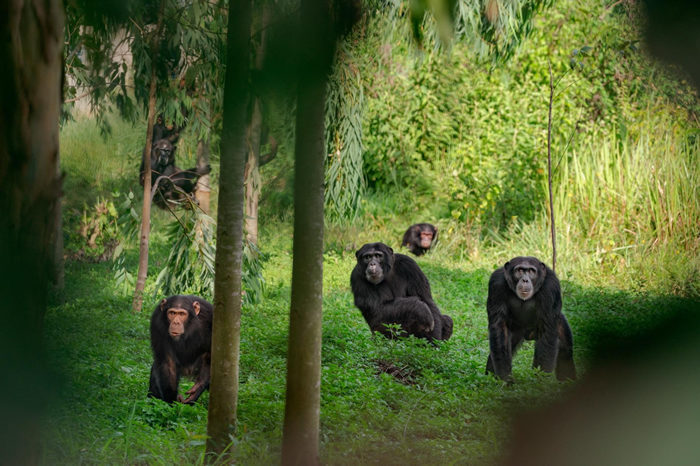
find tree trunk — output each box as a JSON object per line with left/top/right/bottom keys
{"left": 132, "top": 0, "right": 166, "bottom": 313}
{"left": 195, "top": 137, "right": 211, "bottom": 214}
{"left": 244, "top": 99, "right": 262, "bottom": 245}
{"left": 243, "top": 5, "right": 271, "bottom": 246}
{"left": 0, "top": 0, "right": 64, "bottom": 463}
{"left": 205, "top": 0, "right": 252, "bottom": 457}
{"left": 281, "top": 0, "right": 333, "bottom": 463}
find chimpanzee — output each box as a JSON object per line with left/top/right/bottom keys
{"left": 402, "top": 223, "right": 438, "bottom": 257}
{"left": 139, "top": 139, "right": 211, "bottom": 210}
{"left": 351, "top": 242, "right": 453, "bottom": 341}
{"left": 485, "top": 257, "right": 576, "bottom": 383}
{"left": 148, "top": 295, "right": 213, "bottom": 404}
{"left": 139, "top": 139, "right": 176, "bottom": 187}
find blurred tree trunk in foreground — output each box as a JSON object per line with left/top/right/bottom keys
{"left": 0, "top": 0, "right": 64, "bottom": 463}
{"left": 205, "top": 0, "right": 252, "bottom": 457}
{"left": 280, "top": 0, "right": 336, "bottom": 463}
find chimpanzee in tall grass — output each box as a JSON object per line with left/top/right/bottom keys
{"left": 485, "top": 257, "right": 576, "bottom": 383}
{"left": 148, "top": 295, "right": 213, "bottom": 404}
{"left": 402, "top": 223, "right": 438, "bottom": 257}
{"left": 351, "top": 242, "right": 453, "bottom": 342}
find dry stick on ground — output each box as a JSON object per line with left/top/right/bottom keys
{"left": 547, "top": 61, "right": 557, "bottom": 273}
{"left": 132, "top": 0, "right": 167, "bottom": 313}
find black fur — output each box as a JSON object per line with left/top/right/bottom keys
{"left": 148, "top": 295, "right": 213, "bottom": 404}
{"left": 139, "top": 139, "right": 211, "bottom": 210}
{"left": 485, "top": 257, "right": 576, "bottom": 383}
{"left": 402, "top": 223, "right": 438, "bottom": 256}
{"left": 350, "top": 242, "right": 453, "bottom": 341}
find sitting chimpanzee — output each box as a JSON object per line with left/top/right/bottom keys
{"left": 402, "top": 223, "right": 438, "bottom": 257}
{"left": 485, "top": 256, "right": 576, "bottom": 383}
{"left": 139, "top": 139, "right": 211, "bottom": 210}
{"left": 148, "top": 295, "right": 213, "bottom": 404}
{"left": 351, "top": 242, "right": 453, "bottom": 341}
{"left": 139, "top": 139, "right": 176, "bottom": 187}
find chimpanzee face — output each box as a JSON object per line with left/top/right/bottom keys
{"left": 153, "top": 140, "right": 175, "bottom": 167}
{"left": 161, "top": 298, "right": 200, "bottom": 340}
{"left": 419, "top": 230, "right": 434, "bottom": 248}
{"left": 504, "top": 257, "right": 546, "bottom": 301}
{"left": 356, "top": 243, "right": 394, "bottom": 285}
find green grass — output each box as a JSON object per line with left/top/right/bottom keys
{"left": 44, "top": 210, "right": 697, "bottom": 465}
{"left": 46, "top": 1, "right": 700, "bottom": 458}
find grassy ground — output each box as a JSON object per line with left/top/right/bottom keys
{"left": 44, "top": 133, "right": 697, "bottom": 464}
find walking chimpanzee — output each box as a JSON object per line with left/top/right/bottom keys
{"left": 148, "top": 295, "right": 213, "bottom": 404}
{"left": 485, "top": 257, "right": 576, "bottom": 383}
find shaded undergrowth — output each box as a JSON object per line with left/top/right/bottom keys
{"left": 43, "top": 231, "right": 698, "bottom": 465}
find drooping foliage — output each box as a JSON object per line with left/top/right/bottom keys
{"left": 320, "top": 0, "right": 554, "bottom": 220}
{"left": 155, "top": 210, "right": 266, "bottom": 305}
{"left": 63, "top": 0, "right": 226, "bottom": 140}
{"left": 324, "top": 43, "right": 366, "bottom": 221}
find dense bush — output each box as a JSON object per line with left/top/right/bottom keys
{"left": 359, "top": 0, "right": 699, "bottom": 232}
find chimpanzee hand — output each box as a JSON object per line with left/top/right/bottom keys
{"left": 181, "top": 383, "right": 204, "bottom": 404}
{"left": 415, "top": 301, "right": 435, "bottom": 333}
{"left": 197, "top": 164, "right": 211, "bottom": 176}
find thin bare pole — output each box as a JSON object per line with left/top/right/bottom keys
{"left": 547, "top": 60, "right": 557, "bottom": 273}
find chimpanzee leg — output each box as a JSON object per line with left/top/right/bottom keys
{"left": 533, "top": 319, "right": 560, "bottom": 373}
{"left": 486, "top": 328, "right": 524, "bottom": 381}
{"left": 555, "top": 314, "right": 577, "bottom": 381}
{"left": 148, "top": 358, "right": 179, "bottom": 403}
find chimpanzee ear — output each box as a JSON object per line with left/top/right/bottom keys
{"left": 539, "top": 261, "right": 547, "bottom": 272}
{"left": 193, "top": 301, "right": 200, "bottom": 316}
{"left": 504, "top": 261, "right": 510, "bottom": 269}
{"left": 355, "top": 249, "right": 362, "bottom": 260}
{"left": 160, "top": 298, "right": 168, "bottom": 310}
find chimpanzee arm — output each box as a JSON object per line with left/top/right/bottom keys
{"left": 355, "top": 293, "right": 434, "bottom": 333}
{"left": 486, "top": 270, "right": 514, "bottom": 381}
{"left": 182, "top": 352, "right": 211, "bottom": 404}
{"left": 148, "top": 355, "right": 179, "bottom": 403}
{"left": 532, "top": 275, "right": 563, "bottom": 373}
{"left": 259, "top": 136, "right": 278, "bottom": 166}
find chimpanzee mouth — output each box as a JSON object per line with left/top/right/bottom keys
{"left": 170, "top": 332, "right": 183, "bottom": 340}
{"left": 420, "top": 240, "right": 431, "bottom": 248}
{"left": 366, "top": 273, "right": 383, "bottom": 284}
{"left": 517, "top": 289, "right": 533, "bottom": 300}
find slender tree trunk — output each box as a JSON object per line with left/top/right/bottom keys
{"left": 132, "top": 0, "right": 166, "bottom": 313}
{"left": 281, "top": 0, "right": 333, "bottom": 463}
{"left": 195, "top": 137, "right": 211, "bottom": 214}
{"left": 244, "top": 99, "right": 262, "bottom": 245}
{"left": 547, "top": 62, "right": 556, "bottom": 273}
{"left": 205, "top": 0, "right": 252, "bottom": 457}
{"left": 244, "top": 5, "right": 271, "bottom": 246}
{"left": 0, "top": 0, "right": 64, "bottom": 463}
